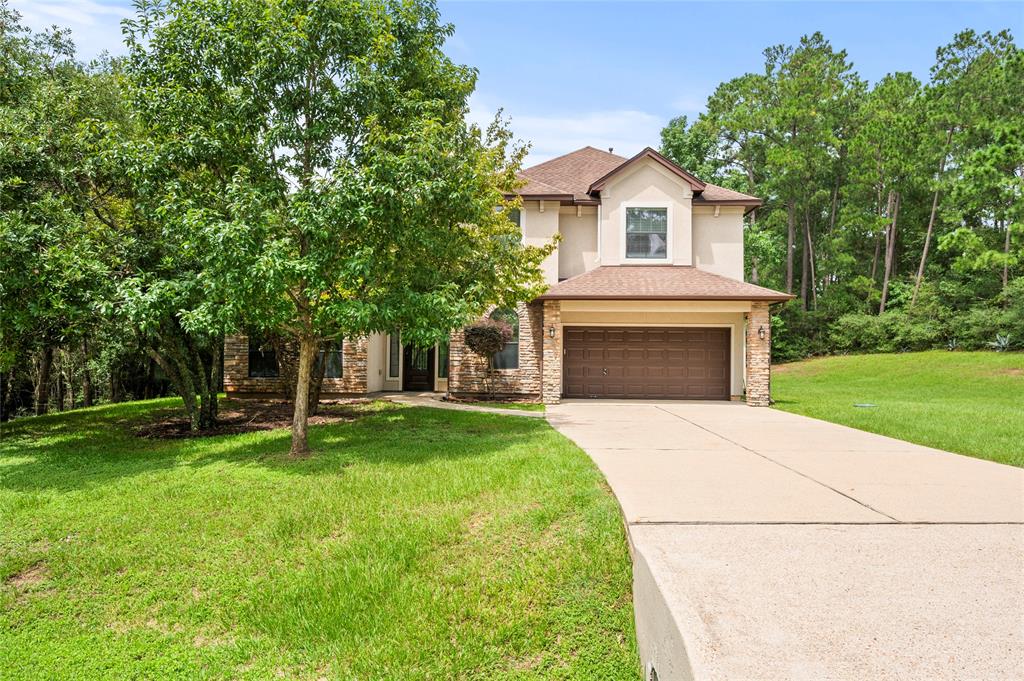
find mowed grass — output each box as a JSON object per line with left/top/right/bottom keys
{"left": 0, "top": 400, "right": 638, "bottom": 680}
{"left": 773, "top": 351, "right": 1024, "bottom": 467}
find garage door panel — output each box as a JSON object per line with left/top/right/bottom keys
{"left": 563, "top": 326, "right": 731, "bottom": 400}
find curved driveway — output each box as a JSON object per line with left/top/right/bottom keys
{"left": 547, "top": 400, "right": 1024, "bottom": 681}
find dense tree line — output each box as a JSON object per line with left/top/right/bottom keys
{"left": 661, "top": 30, "right": 1022, "bottom": 359}
{"left": 0, "top": 0, "right": 550, "bottom": 455}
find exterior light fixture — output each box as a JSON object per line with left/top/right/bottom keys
{"left": 758, "top": 325, "right": 766, "bottom": 340}
{"left": 548, "top": 326, "right": 556, "bottom": 339}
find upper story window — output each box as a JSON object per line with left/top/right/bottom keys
{"left": 625, "top": 207, "right": 668, "bottom": 260}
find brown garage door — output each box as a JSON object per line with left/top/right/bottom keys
{"left": 563, "top": 327, "right": 730, "bottom": 400}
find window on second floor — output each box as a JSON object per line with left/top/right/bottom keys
{"left": 625, "top": 207, "right": 668, "bottom": 260}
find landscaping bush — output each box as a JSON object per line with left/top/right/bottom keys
{"left": 463, "top": 318, "right": 512, "bottom": 358}
{"left": 462, "top": 318, "right": 513, "bottom": 395}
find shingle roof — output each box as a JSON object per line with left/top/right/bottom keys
{"left": 520, "top": 146, "right": 625, "bottom": 202}
{"left": 537, "top": 266, "right": 792, "bottom": 301}
{"left": 694, "top": 183, "right": 761, "bottom": 204}
{"left": 516, "top": 146, "right": 762, "bottom": 207}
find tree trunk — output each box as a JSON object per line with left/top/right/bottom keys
{"left": 208, "top": 342, "right": 221, "bottom": 423}
{"left": 750, "top": 257, "right": 759, "bottom": 285}
{"left": 785, "top": 201, "right": 796, "bottom": 294}
{"left": 82, "top": 338, "right": 93, "bottom": 407}
{"left": 911, "top": 128, "right": 954, "bottom": 307}
{"left": 144, "top": 358, "right": 154, "bottom": 400}
{"left": 66, "top": 361, "right": 75, "bottom": 410}
{"left": 804, "top": 211, "right": 818, "bottom": 310}
{"left": 870, "top": 234, "right": 881, "bottom": 281}
{"left": 55, "top": 353, "right": 66, "bottom": 412}
{"left": 290, "top": 336, "right": 318, "bottom": 457}
{"left": 1002, "top": 218, "right": 1010, "bottom": 289}
{"left": 800, "top": 231, "right": 809, "bottom": 310}
{"left": 35, "top": 346, "right": 53, "bottom": 416}
{"left": 879, "top": 191, "right": 901, "bottom": 314}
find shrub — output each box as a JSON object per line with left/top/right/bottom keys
{"left": 463, "top": 318, "right": 512, "bottom": 358}
{"left": 463, "top": 318, "right": 512, "bottom": 396}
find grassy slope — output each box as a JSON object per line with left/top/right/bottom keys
{"left": 0, "top": 401, "right": 638, "bottom": 680}
{"left": 773, "top": 351, "right": 1024, "bottom": 467}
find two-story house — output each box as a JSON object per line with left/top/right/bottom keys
{"left": 223, "top": 146, "right": 792, "bottom": 405}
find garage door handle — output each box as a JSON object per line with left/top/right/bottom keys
{"left": 602, "top": 368, "right": 608, "bottom": 376}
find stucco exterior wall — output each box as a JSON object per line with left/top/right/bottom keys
{"left": 557, "top": 301, "right": 748, "bottom": 397}
{"left": 366, "top": 333, "right": 386, "bottom": 392}
{"left": 598, "top": 159, "right": 694, "bottom": 267}
{"left": 692, "top": 206, "right": 745, "bottom": 280}
{"left": 557, "top": 205, "right": 599, "bottom": 280}
{"left": 522, "top": 200, "right": 560, "bottom": 285}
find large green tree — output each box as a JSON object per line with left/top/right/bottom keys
{"left": 125, "top": 0, "right": 552, "bottom": 455}
{"left": 0, "top": 3, "right": 124, "bottom": 414}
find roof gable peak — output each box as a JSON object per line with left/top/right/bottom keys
{"left": 588, "top": 147, "right": 707, "bottom": 194}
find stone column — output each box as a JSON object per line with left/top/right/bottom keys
{"left": 745, "top": 302, "right": 771, "bottom": 406}
{"left": 541, "top": 300, "right": 562, "bottom": 404}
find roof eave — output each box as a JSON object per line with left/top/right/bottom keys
{"left": 692, "top": 198, "right": 763, "bottom": 207}
{"left": 536, "top": 293, "right": 796, "bottom": 302}
{"left": 507, "top": 192, "right": 600, "bottom": 206}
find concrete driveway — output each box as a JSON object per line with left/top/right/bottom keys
{"left": 547, "top": 401, "right": 1024, "bottom": 681}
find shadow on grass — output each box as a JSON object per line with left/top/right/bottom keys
{"left": 0, "top": 400, "right": 550, "bottom": 493}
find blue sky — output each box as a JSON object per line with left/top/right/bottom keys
{"left": 14, "top": 0, "right": 1023, "bottom": 164}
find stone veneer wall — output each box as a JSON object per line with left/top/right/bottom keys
{"left": 541, "top": 300, "right": 562, "bottom": 404}
{"left": 223, "top": 335, "right": 369, "bottom": 396}
{"left": 744, "top": 302, "right": 771, "bottom": 406}
{"left": 447, "top": 301, "right": 544, "bottom": 397}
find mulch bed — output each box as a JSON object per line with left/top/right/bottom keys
{"left": 442, "top": 395, "right": 541, "bottom": 407}
{"left": 134, "top": 398, "right": 370, "bottom": 439}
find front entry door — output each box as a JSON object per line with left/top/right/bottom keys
{"left": 402, "top": 345, "right": 435, "bottom": 391}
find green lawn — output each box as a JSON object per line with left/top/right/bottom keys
{"left": 0, "top": 400, "right": 638, "bottom": 680}
{"left": 772, "top": 351, "right": 1024, "bottom": 467}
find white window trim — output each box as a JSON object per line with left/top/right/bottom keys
{"left": 621, "top": 201, "right": 672, "bottom": 264}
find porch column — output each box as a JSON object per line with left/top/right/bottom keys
{"left": 745, "top": 301, "right": 771, "bottom": 406}
{"left": 541, "top": 300, "right": 562, "bottom": 404}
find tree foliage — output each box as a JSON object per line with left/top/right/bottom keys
{"left": 123, "top": 0, "right": 553, "bottom": 453}
{"left": 662, "top": 28, "right": 1022, "bottom": 358}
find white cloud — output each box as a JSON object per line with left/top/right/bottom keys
{"left": 12, "top": 0, "right": 131, "bottom": 60}
{"left": 469, "top": 95, "right": 665, "bottom": 166}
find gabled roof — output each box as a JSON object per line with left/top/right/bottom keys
{"left": 588, "top": 147, "right": 706, "bottom": 193}
{"left": 514, "top": 146, "right": 761, "bottom": 207}
{"left": 537, "top": 266, "right": 793, "bottom": 302}
{"left": 519, "top": 146, "right": 625, "bottom": 203}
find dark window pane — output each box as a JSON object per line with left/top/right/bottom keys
{"left": 248, "top": 337, "right": 279, "bottom": 378}
{"left": 492, "top": 342, "right": 519, "bottom": 370}
{"left": 489, "top": 308, "right": 520, "bottom": 369}
{"left": 411, "top": 347, "right": 429, "bottom": 370}
{"left": 508, "top": 208, "right": 521, "bottom": 227}
{"left": 626, "top": 207, "right": 668, "bottom": 259}
{"left": 317, "top": 343, "right": 343, "bottom": 379}
{"left": 437, "top": 340, "right": 449, "bottom": 378}
{"left": 388, "top": 335, "right": 400, "bottom": 377}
